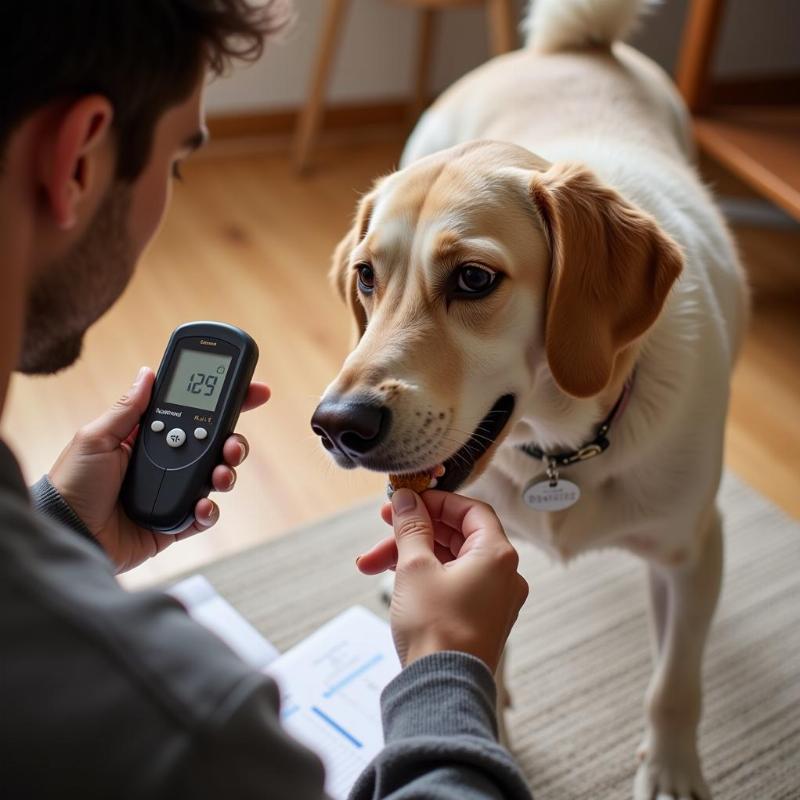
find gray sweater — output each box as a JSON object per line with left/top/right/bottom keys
{"left": 0, "top": 440, "right": 532, "bottom": 799}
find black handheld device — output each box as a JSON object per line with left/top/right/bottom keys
{"left": 121, "top": 321, "right": 258, "bottom": 533}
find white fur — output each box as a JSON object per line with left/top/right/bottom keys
{"left": 523, "top": 0, "right": 655, "bottom": 52}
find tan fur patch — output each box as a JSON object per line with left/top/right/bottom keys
{"left": 531, "top": 163, "right": 683, "bottom": 398}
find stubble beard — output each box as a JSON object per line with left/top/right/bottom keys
{"left": 18, "top": 184, "right": 136, "bottom": 375}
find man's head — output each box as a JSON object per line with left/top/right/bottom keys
{"left": 1, "top": 0, "right": 288, "bottom": 374}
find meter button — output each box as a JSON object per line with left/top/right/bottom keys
{"left": 166, "top": 428, "right": 186, "bottom": 448}
{"left": 194, "top": 427, "right": 208, "bottom": 441}
{"left": 150, "top": 420, "right": 165, "bottom": 433}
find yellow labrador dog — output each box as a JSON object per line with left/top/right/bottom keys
{"left": 311, "top": 1, "right": 748, "bottom": 797}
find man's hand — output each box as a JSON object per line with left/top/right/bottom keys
{"left": 356, "top": 489, "right": 529, "bottom": 673}
{"left": 48, "top": 366, "right": 270, "bottom": 573}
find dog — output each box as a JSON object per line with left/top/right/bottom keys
{"left": 311, "top": 1, "right": 749, "bottom": 796}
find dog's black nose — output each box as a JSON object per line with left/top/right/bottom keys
{"left": 311, "top": 397, "right": 390, "bottom": 457}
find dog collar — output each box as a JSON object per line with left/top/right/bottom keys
{"left": 517, "top": 373, "right": 635, "bottom": 469}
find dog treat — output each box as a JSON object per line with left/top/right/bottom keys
{"left": 387, "top": 464, "right": 446, "bottom": 497}
{"left": 389, "top": 472, "right": 434, "bottom": 494}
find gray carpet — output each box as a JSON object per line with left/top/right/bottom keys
{"left": 192, "top": 473, "right": 800, "bottom": 799}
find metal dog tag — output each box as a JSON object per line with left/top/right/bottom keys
{"left": 522, "top": 478, "right": 581, "bottom": 511}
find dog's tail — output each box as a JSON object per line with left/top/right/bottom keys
{"left": 523, "top": 0, "right": 654, "bottom": 53}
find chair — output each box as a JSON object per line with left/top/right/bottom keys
{"left": 293, "top": 0, "right": 518, "bottom": 173}
{"left": 675, "top": 0, "right": 800, "bottom": 221}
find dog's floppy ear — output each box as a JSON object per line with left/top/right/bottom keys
{"left": 330, "top": 190, "right": 377, "bottom": 345}
{"left": 530, "top": 163, "right": 683, "bottom": 398}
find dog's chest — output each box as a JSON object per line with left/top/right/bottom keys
{"left": 466, "top": 444, "right": 670, "bottom": 563}
{"left": 507, "top": 496, "right": 599, "bottom": 563}
{"left": 465, "top": 448, "right": 586, "bottom": 558}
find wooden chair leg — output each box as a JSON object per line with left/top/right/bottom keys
{"left": 486, "top": 0, "right": 517, "bottom": 56}
{"left": 411, "top": 8, "right": 437, "bottom": 122}
{"left": 293, "top": 0, "right": 351, "bottom": 174}
{"left": 675, "top": 0, "right": 726, "bottom": 113}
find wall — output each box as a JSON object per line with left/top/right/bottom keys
{"left": 205, "top": 0, "right": 800, "bottom": 115}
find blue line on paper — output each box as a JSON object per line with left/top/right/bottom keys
{"left": 323, "top": 653, "right": 383, "bottom": 698}
{"left": 311, "top": 706, "right": 363, "bottom": 748}
{"left": 281, "top": 704, "right": 300, "bottom": 720}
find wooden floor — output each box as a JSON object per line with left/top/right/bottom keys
{"left": 2, "top": 137, "right": 798, "bottom": 588}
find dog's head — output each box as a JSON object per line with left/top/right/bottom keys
{"left": 311, "top": 141, "right": 682, "bottom": 491}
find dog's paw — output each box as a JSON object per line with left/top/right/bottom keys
{"left": 634, "top": 740, "right": 711, "bottom": 800}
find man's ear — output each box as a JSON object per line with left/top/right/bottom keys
{"left": 39, "top": 95, "right": 114, "bottom": 230}
{"left": 530, "top": 163, "right": 683, "bottom": 398}
{"left": 329, "top": 188, "right": 378, "bottom": 346}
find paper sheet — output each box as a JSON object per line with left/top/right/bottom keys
{"left": 167, "top": 574, "right": 280, "bottom": 670}
{"left": 266, "top": 606, "right": 401, "bottom": 800}
{"left": 168, "top": 576, "right": 399, "bottom": 799}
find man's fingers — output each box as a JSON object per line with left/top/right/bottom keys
{"left": 356, "top": 533, "right": 455, "bottom": 574}
{"left": 79, "top": 367, "right": 154, "bottom": 449}
{"left": 170, "top": 499, "right": 220, "bottom": 542}
{"left": 433, "top": 542, "right": 456, "bottom": 564}
{"left": 420, "top": 491, "right": 512, "bottom": 547}
{"left": 381, "top": 501, "right": 467, "bottom": 554}
{"left": 211, "top": 465, "right": 237, "bottom": 492}
{"left": 79, "top": 377, "right": 265, "bottom": 456}
{"left": 122, "top": 425, "right": 140, "bottom": 450}
{"left": 222, "top": 434, "right": 249, "bottom": 467}
{"left": 356, "top": 537, "right": 398, "bottom": 574}
{"left": 448, "top": 532, "right": 465, "bottom": 557}
{"left": 192, "top": 498, "right": 220, "bottom": 530}
{"left": 517, "top": 574, "right": 530, "bottom": 605}
{"left": 241, "top": 382, "right": 270, "bottom": 412}
{"left": 216, "top": 386, "right": 263, "bottom": 487}
{"left": 391, "top": 489, "right": 437, "bottom": 566}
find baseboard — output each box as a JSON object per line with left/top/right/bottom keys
{"left": 207, "top": 100, "right": 415, "bottom": 140}
{"left": 711, "top": 72, "right": 800, "bottom": 106}
{"left": 206, "top": 74, "right": 800, "bottom": 141}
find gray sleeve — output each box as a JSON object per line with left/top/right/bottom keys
{"left": 29, "top": 475, "right": 97, "bottom": 545}
{"left": 168, "top": 678, "right": 331, "bottom": 800}
{"left": 349, "top": 652, "right": 533, "bottom": 800}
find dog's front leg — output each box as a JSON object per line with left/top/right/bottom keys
{"left": 635, "top": 506, "right": 723, "bottom": 800}
{"left": 646, "top": 566, "right": 669, "bottom": 659}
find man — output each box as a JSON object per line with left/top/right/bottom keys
{"left": 0, "top": 2, "right": 531, "bottom": 798}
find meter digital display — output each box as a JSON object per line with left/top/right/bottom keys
{"left": 164, "top": 349, "right": 233, "bottom": 412}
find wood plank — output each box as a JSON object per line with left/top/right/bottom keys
{"left": 393, "top": 0, "right": 481, "bottom": 7}
{"left": 293, "top": 0, "right": 352, "bottom": 173}
{"left": 487, "top": 0, "right": 517, "bottom": 55}
{"left": 411, "top": 8, "right": 438, "bottom": 122}
{"left": 675, "top": 0, "right": 726, "bottom": 112}
{"left": 209, "top": 101, "right": 410, "bottom": 140}
{"left": 695, "top": 106, "right": 800, "bottom": 221}
{"left": 711, "top": 72, "right": 800, "bottom": 107}
{"left": 704, "top": 156, "right": 800, "bottom": 520}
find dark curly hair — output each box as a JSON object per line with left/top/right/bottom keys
{"left": 0, "top": 0, "right": 291, "bottom": 180}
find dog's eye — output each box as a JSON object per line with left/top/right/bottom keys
{"left": 356, "top": 263, "right": 375, "bottom": 294}
{"left": 455, "top": 264, "right": 498, "bottom": 297}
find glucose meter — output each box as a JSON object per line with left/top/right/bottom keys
{"left": 121, "top": 321, "right": 258, "bottom": 533}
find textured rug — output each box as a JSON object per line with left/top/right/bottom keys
{"left": 190, "top": 473, "right": 800, "bottom": 799}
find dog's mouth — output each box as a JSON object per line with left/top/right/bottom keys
{"left": 393, "top": 394, "right": 515, "bottom": 493}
